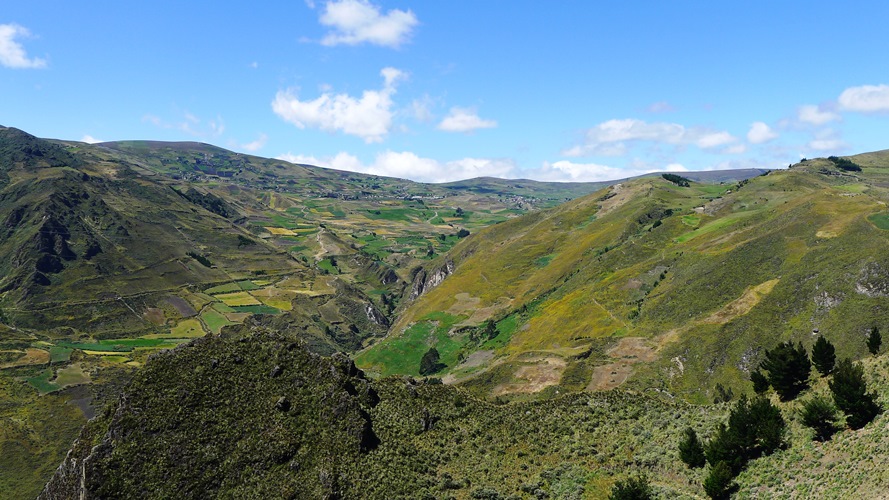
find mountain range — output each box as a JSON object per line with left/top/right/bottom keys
{"left": 4, "top": 125, "right": 889, "bottom": 498}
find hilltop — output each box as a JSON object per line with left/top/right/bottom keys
{"left": 359, "top": 151, "right": 889, "bottom": 404}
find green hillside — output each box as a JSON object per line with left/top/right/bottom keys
{"left": 0, "top": 126, "right": 637, "bottom": 498}
{"left": 7, "top": 124, "right": 889, "bottom": 498}
{"left": 37, "top": 320, "right": 889, "bottom": 498}
{"left": 359, "top": 152, "right": 889, "bottom": 404}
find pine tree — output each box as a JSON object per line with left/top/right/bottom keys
{"left": 705, "top": 396, "right": 785, "bottom": 473}
{"left": 609, "top": 474, "right": 652, "bottom": 500}
{"left": 829, "top": 358, "right": 880, "bottom": 429}
{"left": 703, "top": 461, "right": 734, "bottom": 499}
{"left": 800, "top": 396, "right": 839, "bottom": 441}
{"left": 748, "top": 397, "right": 785, "bottom": 455}
{"left": 811, "top": 336, "right": 836, "bottom": 376}
{"left": 867, "top": 326, "right": 882, "bottom": 356}
{"left": 750, "top": 369, "right": 770, "bottom": 394}
{"left": 760, "top": 341, "right": 811, "bottom": 401}
{"left": 678, "top": 427, "right": 706, "bottom": 468}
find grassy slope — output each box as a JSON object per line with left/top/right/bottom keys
{"left": 362, "top": 153, "right": 889, "bottom": 403}
{"left": 39, "top": 322, "right": 889, "bottom": 499}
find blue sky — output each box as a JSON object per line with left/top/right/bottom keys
{"left": 2, "top": 1, "right": 889, "bottom": 183}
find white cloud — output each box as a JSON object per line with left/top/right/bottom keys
{"left": 318, "top": 0, "right": 418, "bottom": 48}
{"left": 838, "top": 84, "right": 889, "bottom": 113}
{"left": 747, "top": 121, "right": 778, "bottom": 144}
{"left": 534, "top": 161, "right": 632, "bottom": 182}
{"left": 272, "top": 67, "right": 405, "bottom": 143}
{"left": 81, "top": 135, "right": 102, "bottom": 144}
{"left": 277, "top": 150, "right": 515, "bottom": 183}
{"left": 241, "top": 133, "right": 268, "bottom": 152}
{"left": 690, "top": 130, "right": 735, "bottom": 149}
{"left": 530, "top": 160, "right": 690, "bottom": 183}
{"left": 437, "top": 107, "right": 497, "bottom": 132}
{"left": 564, "top": 118, "right": 737, "bottom": 157}
{"left": 646, "top": 101, "right": 675, "bottom": 113}
{"left": 807, "top": 129, "right": 846, "bottom": 151}
{"left": 0, "top": 24, "right": 46, "bottom": 69}
{"left": 797, "top": 104, "right": 840, "bottom": 125}
{"left": 665, "top": 163, "right": 689, "bottom": 172}
{"left": 723, "top": 144, "right": 748, "bottom": 154}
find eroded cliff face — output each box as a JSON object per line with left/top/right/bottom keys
{"left": 408, "top": 259, "right": 455, "bottom": 301}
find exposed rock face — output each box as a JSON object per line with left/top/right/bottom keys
{"left": 856, "top": 262, "right": 889, "bottom": 298}
{"left": 365, "top": 303, "right": 389, "bottom": 327}
{"left": 409, "top": 259, "right": 455, "bottom": 301}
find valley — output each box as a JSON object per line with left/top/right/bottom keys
{"left": 4, "top": 125, "right": 889, "bottom": 498}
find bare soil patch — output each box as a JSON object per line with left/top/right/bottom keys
{"left": 0, "top": 348, "right": 50, "bottom": 369}
{"left": 586, "top": 337, "right": 657, "bottom": 392}
{"left": 143, "top": 307, "right": 166, "bottom": 325}
{"left": 703, "top": 279, "right": 779, "bottom": 324}
{"left": 493, "top": 356, "right": 567, "bottom": 395}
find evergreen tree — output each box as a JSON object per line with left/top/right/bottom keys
{"left": 678, "top": 427, "right": 706, "bottom": 468}
{"left": 748, "top": 397, "right": 785, "bottom": 455}
{"left": 829, "top": 358, "right": 880, "bottom": 429}
{"left": 867, "top": 326, "right": 882, "bottom": 356}
{"left": 609, "top": 474, "right": 652, "bottom": 500}
{"left": 750, "top": 369, "right": 770, "bottom": 394}
{"left": 419, "top": 347, "right": 445, "bottom": 375}
{"left": 703, "top": 461, "right": 734, "bottom": 500}
{"left": 705, "top": 396, "right": 785, "bottom": 474}
{"left": 760, "top": 341, "right": 811, "bottom": 401}
{"left": 800, "top": 396, "right": 839, "bottom": 441}
{"left": 811, "top": 336, "right": 836, "bottom": 376}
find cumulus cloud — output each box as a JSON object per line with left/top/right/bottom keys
{"left": 797, "top": 104, "right": 840, "bottom": 125}
{"left": 564, "top": 118, "right": 738, "bottom": 157}
{"left": 317, "top": 0, "right": 418, "bottom": 48}
{"left": 241, "top": 133, "right": 268, "bottom": 152}
{"left": 437, "top": 107, "right": 497, "bottom": 132}
{"left": 0, "top": 24, "right": 47, "bottom": 69}
{"left": 838, "top": 84, "right": 889, "bottom": 113}
{"left": 272, "top": 67, "right": 405, "bottom": 143}
{"left": 276, "top": 150, "right": 516, "bottom": 183}
{"left": 747, "top": 121, "right": 778, "bottom": 144}
{"left": 81, "top": 135, "right": 102, "bottom": 144}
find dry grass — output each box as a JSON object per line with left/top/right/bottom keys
{"left": 0, "top": 348, "right": 49, "bottom": 369}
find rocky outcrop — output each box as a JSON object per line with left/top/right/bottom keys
{"left": 409, "top": 259, "right": 455, "bottom": 301}
{"left": 365, "top": 303, "right": 389, "bottom": 327}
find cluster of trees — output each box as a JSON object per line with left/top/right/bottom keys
{"left": 677, "top": 332, "right": 883, "bottom": 498}
{"left": 751, "top": 335, "right": 881, "bottom": 433}
{"left": 186, "top": 251, "right": 212, "bottom": 268}
{"left": 661, "top": 173, "right": 691, "bottom": 187}
{"left": 828, "top": 155, "right": 863, "bottom": 172}
{"left": 419, "top": 347, "right": 446, "bottom": 375}
{"left": 680, "top": 396, "right": 786, "bottom": 498}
